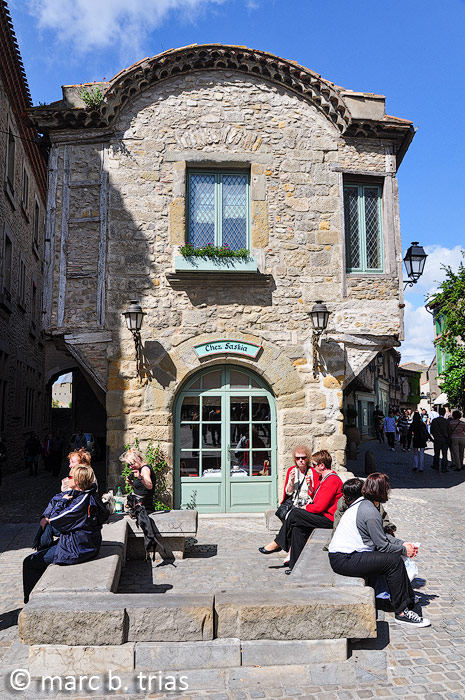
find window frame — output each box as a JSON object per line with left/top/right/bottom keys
{"left": 187, "top": 170, "right": 250, "bottom": 251}
{"left": 6, "top": 127, "right": 16, "bottom": 199}
{"left": 344, "top": 182, "right": 384, "bottom": 274}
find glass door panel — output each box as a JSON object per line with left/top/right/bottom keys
{"left": 176, "top": 366, "right": 276, "bottom": 512}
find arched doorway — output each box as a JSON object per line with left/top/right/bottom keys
{"left": 174, "top": 365, "right": 277, "bottom": 512}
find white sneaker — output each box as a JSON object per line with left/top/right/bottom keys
{"left": 391, "top": 448, "right": 395, "bottom": 451}
{"left": 394, "top": 608, "right": 430, "bottom": 627}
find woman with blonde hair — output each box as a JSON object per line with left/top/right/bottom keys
{"left": 120, "top": 448, "right": 156, "bottom": 513}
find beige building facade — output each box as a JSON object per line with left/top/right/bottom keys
{"left": 29, "top": 45, "right": 413, "bottom": 510}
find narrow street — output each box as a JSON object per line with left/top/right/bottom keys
{"left": 1, "top": 442, "right": 464, "bottom": 699}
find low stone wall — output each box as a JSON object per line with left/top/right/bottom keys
{"left": 18, "top": 513, "right": 377, "bottom": 676}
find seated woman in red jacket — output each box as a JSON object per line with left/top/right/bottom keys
{"left": 259, "top": 449, "right": 342, "bottom": 574}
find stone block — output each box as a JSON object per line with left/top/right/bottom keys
{"left": 29, "top": 643, "right": 135, "bottom": 677}
{"left": 102, "top": 515, "right": 129, "bottom": 559}
{"left": 18, "top": 595, "right": 125, "bottom": 646}
{"left": 30, "top": 545, "right": 122, "bottom": 596}
{"left": 126, "top": 594, "right": 214, "bottom": 642}
{"left": 169, "top": 197, "right": 185, "bottom": 245}
{"left": 241, "top": 638, "right": 348, "bottom": 666}
{"left": 135, "top": 638, "right": 241, "bottom": 671}
{"left": 288, "top": 531, "right": 365, "bottom": 589}
{"left": 251, "top": 200, "right": 269, "bottom": 247}
{"left": 215, "top": 587, "right": 376, "bottom": 640}
{"left": 264, "top": 509, "right": 281, "bottom": 533}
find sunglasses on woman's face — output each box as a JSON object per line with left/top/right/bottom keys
{"left": 295, "top": 456, "right": 308, "bottom": 461}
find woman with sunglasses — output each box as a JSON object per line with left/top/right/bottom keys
{"left": 259, "top": 449, "right": 342, "bottom": 573}
{"left": 280, "top": 445, "right": 316, "bottom": 508}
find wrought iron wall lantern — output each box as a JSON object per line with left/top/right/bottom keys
{"left": 122, "top": 300, "right": 145, "bottom": 374}
{"left": 403, "top": 242, "right": 427, "bottom": 289}
{"left": 310, "top": 300, "right": 330, "bottom": 378}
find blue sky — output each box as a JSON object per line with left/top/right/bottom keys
{"left": 9, "top": 0, "right": 465, "bottom": 363}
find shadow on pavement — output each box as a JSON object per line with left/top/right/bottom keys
{"left": 0, "top": 608, "right": 21, "bottom": 631}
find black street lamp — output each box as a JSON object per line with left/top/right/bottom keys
{"left": 310, "top": 300, "right": 330, "bottom": 377}
{"left": 403, "top": 242, "right": 427, "bottom": 289}
{"left": 122, "top": 300, "right": 145, "bottom": 374}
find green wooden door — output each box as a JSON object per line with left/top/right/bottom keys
{"left": 174, "top": 366, "right": 277, "bottom": 512}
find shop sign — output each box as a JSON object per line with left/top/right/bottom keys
{"left": 194, "top": 340, "right": 262, "bottom": 359}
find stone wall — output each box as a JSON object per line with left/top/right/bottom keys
{"left": 41, "top": 65, "right": 408, "bottom": 497}
{"left": 0, "top": 70, "right": 46, "bottom": 473}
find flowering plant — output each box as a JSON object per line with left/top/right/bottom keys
{"left": 179, "top": 243, "right": 250, "bottom": 259}
{"left": 80, "top": 85, "right": 104, "bottom": 109}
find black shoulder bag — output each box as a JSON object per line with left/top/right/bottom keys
{"left": 275, "top": 467, "right": 308, "bottom": 522}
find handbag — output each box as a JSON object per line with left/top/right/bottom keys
{"left": 275, "top": 495, "right": 294, "bottom": 521}
{"left": 275, "top": 467, "right": 309, "bottom": 522}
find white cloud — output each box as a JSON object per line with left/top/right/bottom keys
{"left": 400, "top": 244, "right": 463, "bottom": 364}
{"left": 28, "top": 0, "right": 225, "bottom": 54}
{"left": 399, "top": 301, "right": 435, "bottom": 365}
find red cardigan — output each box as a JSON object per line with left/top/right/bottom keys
{"left": 304, "top": 471, "right": 342, "bottom": 521}
{"left": 282, "top": 465, "right": 318, "bottom": 503}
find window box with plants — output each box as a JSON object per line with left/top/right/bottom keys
{"left": 175, "top": 244, "right": 257, "bottom": 273}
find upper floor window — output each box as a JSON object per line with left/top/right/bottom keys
{"left": 6, "top": 129, "right": 15, "bottom": 196}
{"left": 33, "top": 200, "right": 40, "bottom": 249}
{"left": 2, "top": 232, "right": 13, "bottom": 297}
{"left": 344, "top": 183, "right": 383, "bottom": 273}
{"left": 187, "top": 171, "right": 249, "bottom": 251}
{"left": 21, "top": 167, "right": 29, "bottom": 213}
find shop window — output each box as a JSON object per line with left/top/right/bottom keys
{"left": 187, "top": 171, "right": 249, "bottom": 251}
{"left": 344, "top": 183, "right": 383, "bottom": 273}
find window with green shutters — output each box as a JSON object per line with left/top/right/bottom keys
{"left": 344, "top": 183, "right": 383, "bottom": 273}
{"left": 187, "top": 171, "right": 250, "bottom": 251}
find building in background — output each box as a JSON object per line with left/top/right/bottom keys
{"left": 0, "top": 1, "right": 47, "bottom": 473}
{"left": 28, "top": 45, "right": 414, "bottom": 510}
{"left": 52, "top": 372, "right": 72, "bottom": 407}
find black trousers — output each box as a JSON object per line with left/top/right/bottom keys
{"left": 23, "top": 544, "right": 57, "bottom": 603}
{"left": 433, "top": 440, "right": 449, "bottom": 471}
{"left": 329, "top": 550, "right": 414, "bottom": 614}
{"left": 386, "top": 432, "right": 396, "bottom": 448}
{"left": 275, "top": 508, "right": 333, "bottom": 569}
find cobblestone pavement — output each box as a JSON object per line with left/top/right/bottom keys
{"left": 1, "top": 442, "right": 465, "bottom": 699}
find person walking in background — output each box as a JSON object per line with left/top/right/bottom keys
{"left": 43, "top": 433, "right": 53, "bottom": 472}
{"left": 383, "top": 411, "right": 397, "bottom": 451}
{"left": 448, "top": 410, "right": 465, "bottom": 471}
{"left": 25, "top": 433, "right": 42, "bottom": 476}
{"left": 408, "top": 412, "right": 430, "bottom": 473}
{"left": 428, "top": 407, "right": 439, "bottom": 433}
{"left": 73, "top": 429, "right": 87, "bottom": 450}
{"left": 373, "top": 406, "right": 385, "bottom": 443}
{"left": 50, "top": 431, "right": 65, "bottom": 477}
{"left": 398, "top": 410, "right": 410, "bottom": 452}
{"left": 430, "top": 407, "right": 452, "bottom": 473}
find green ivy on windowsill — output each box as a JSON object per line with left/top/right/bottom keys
{"left": 179, "top": 243, "right": 250, "bottom": 259}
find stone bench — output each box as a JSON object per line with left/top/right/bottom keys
{"left": 126, "top": 509, "right": 198, "bottom": 559}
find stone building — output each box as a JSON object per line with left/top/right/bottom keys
{"left": 0, "top": 1, "right": 47, "bottom": 473}
{"left": 28, "top": 45, "right": 414, "bottom": 511}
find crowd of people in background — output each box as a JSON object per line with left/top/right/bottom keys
{"left": 373, "top": 403, "right": 465, "bottom": 473}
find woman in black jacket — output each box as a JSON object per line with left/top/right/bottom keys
{"left": 408, "top": 412, "right": 430, "bottom": 472}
